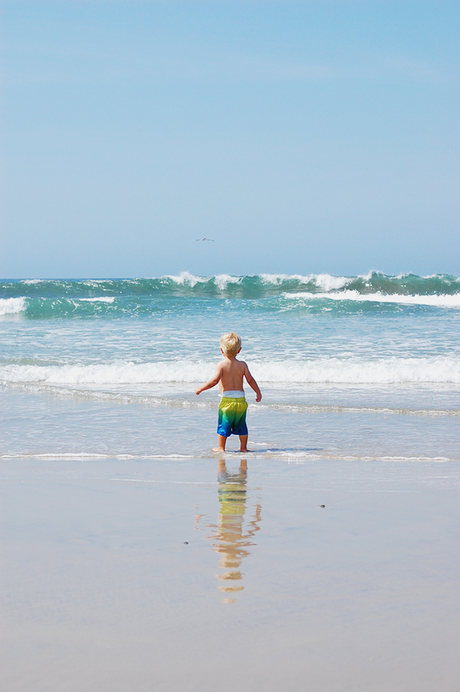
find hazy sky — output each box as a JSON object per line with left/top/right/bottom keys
{"left": 2, "top": 1, "right": 459, "bottom": 279}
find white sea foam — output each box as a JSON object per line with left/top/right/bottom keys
{"left": 260, "top": 273, "right": 303, "bottom": 285}
{"left": 80, "top": 297, "right": 115, "bottom": 303}
{"left": 1, "top": 356, "right": 460, "bottom": 386}
{"left": 357, "top": 270, "right": 375, "bottom": 281}
{"left": 313, "top": 274, "right": 349, "bottom": 291}
{"left": 251, "top": 451, "right": 454, "bottom": 462}
{"left": 285, "top": 290, "right": 460, "bottom": 308}
{"left": 1, "top": 450, "right": 453, "bottom": 462}
{"left": 260, "top": 273, "right": 315, "bottom": 285}
{"left": 252, "top": 358, "right": 460, "bottom": 384}
{"left": 0, "top": 297, "right": 27, "bottom": 316}
{"left": 0, "top": 361, "right": 211, "bottom": 385}
{"left": 165, "top": 271, "right": 208, "bottom": 287}
{"left": 259, "top": 273, "right": 350, "bottom": 290}
{"left": 214, "top": 274, "right": 241, "bottom": 290}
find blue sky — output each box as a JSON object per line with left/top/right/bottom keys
{"left": 2, "top": 1, "right": 459, "bottom": 278}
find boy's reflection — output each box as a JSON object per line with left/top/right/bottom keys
{"left": 211, "top": 459, "right": 262, "bottom": 603}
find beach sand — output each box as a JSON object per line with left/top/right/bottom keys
{"left": 1, "top": 455, "right": 460, "bottom": 692}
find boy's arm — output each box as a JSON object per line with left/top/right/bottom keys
{"left": 244, "top": 364, "right": 262, "bottom": 402}
{"left": 195, "top": 363, "right": 223, "bottom": 395}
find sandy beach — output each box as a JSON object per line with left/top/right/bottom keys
{"left": 2, "top": 454, "right": 460, "bottom": 692}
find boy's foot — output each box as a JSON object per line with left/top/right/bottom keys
{"left": 213, "top": 435, "right": 227, "bottom": 453}
{"left": 239, "top": 448, "right": 248, "bottom": 453}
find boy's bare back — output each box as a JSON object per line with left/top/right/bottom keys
{"left": 195, "top": 332, "right": 261, "bottom": 402}
{"left": 216, "top": 356, "right": 248, "bottom": 393}
{"left": 195, "top": 353, "right": 261, "bottom": 401}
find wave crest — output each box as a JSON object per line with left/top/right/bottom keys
{"left": 0, "top": 297, "right": 27, "bottom": 316}
{"left": 2, "top": 357, "right": 459, "bottom": 386}
{"left": 285, "top": 290, "right": 460, "bottom": 308}
{"left": 1, "top": 272, "right": 459, "bottom": 319}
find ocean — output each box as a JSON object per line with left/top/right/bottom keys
{"left": 1, "top": 271, "right": 459, "bottom": 463}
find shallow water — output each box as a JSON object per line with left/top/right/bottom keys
{"left": 1, "top": 384, "right": 459, "bottom": 462}
{"left": 1, "top": 272, "right": 459, "bottom": 461}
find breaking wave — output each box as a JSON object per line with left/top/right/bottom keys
{"left": 1, "top": 272, "right": 459, "bottom": 319}
{"left": 2, "top": 356, "right": 459, "bottom": 386}
{"left": 0, "top": 297, "right": 27, "bottom": 316}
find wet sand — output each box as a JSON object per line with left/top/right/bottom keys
{"left": 1, "top": 456, "right": 460, "bottom": 692}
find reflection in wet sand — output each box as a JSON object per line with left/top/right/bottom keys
{"left": 210, "top": 459, "right": 262, "bottom": 603}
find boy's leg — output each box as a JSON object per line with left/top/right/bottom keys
{"left": 213, "top": 435, "right": 227, "bottom": 453}
{"left": 239, "top": 435, "right": 248, "bottom": 452}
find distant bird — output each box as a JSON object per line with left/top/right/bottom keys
{"left": 195, "top": 238, "right": 214, "bottom": 242}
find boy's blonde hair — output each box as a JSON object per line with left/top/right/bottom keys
{"left": 220, "top": 332, "right": 241, "bottom": 356}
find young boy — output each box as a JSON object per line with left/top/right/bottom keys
{"left": 195, "top": 332, "right": 262, "bottom": 453}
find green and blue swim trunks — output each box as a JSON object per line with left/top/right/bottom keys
{"left": 217, "top": 391, "right": 248, "bottom": 437}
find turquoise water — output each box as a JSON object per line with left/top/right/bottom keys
{"left": 1, "top": 272, "right": 459, "bottom": 460}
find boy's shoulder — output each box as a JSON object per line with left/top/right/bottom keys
{"left": 220, "top": 357, "right": 247, "bottom": 368}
